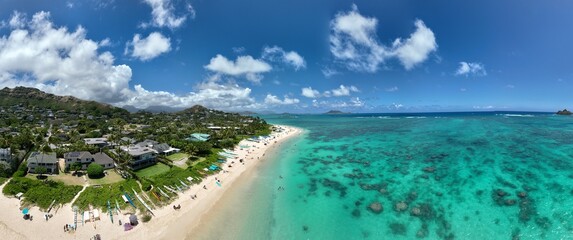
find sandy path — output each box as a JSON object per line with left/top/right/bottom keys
{"left": 0, "top": 125, "right": 302, "bottom": 240}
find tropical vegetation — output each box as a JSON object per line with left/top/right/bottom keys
{"left": 0, "top": 87, "right": 273, "bottom": 213}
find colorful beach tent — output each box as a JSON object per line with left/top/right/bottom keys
{"left": 22, "top": 208, "right": 29, "bottom": 214}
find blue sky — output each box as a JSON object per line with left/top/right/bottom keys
{"left": 0, "top": 0, "right": 571, "bottom": 113}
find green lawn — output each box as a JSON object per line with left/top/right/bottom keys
{"left": 88, "top": 170, "right": 124, "bottom": 185}
{"left": 135, "top": 163, "right": 171, "bottom": 178}
{"left": 166, "top": 153, "right": 190, "bottom": 169}
{"left": 166, "top": 152, "right": 189, "bottom": 161}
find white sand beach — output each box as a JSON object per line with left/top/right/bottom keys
{"left": 0, "top": 125, "right": 302, "bottom": 240}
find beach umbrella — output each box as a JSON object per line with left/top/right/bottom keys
{"left": 22, "top": 208, "right": 29, "bottom": 214}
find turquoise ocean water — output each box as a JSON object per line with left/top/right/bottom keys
{"left": 192, "top": 112, "right": 573, "bottom": 240}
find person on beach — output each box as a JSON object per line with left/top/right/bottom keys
{"left": 203, "top": 185, "right": 207, "bottom": 190}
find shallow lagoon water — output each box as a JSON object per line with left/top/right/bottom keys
{"left": 193, "top": 113, "right": 573, "bottom": 240}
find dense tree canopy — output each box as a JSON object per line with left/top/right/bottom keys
{"left": 87, "top": 163, "right": 104, "bottom": 178}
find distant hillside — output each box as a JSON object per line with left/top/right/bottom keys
{"left": 122, "top": 105, "right": 140, "bottom": 113}
{"left": 0, "top": 87, "right": 129, "bottom": 116}
{"left": 180, "top": 105, "right": 210, "bottom": 114}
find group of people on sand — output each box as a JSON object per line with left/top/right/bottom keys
{"left": 173, "top": 204, "right": 181, "bottom": 210}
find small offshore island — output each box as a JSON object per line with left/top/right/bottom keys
{"left": 0, "top": 87, "right": 301, "bottom": 239}
{"left": 556, "top": 109, "right": 572, "bottom": 115}
{"left": 325, "top": 110, "right": 348, "bottom": 114}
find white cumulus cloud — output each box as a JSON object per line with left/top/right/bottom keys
{"left": 329, "top": 4, "right": 437, "bottom": 72}
{"left": 0, "top": 11, "right": 132, "bottom": 104}
{"left": 301, "top": 85, "right": 359, "bottom": 98}
{"left": 0, "top": 11, "right": 270, "bottom": 111}
{"left": 262, "top": 46, "right": 306, "bottom": 70}
{"left": 204, "top": 54, "right": 272, "bottom": 83}
{"left": 125, "top": 32, "right": 171, "bottom": 61}
{"left": 331, "top": 85, "right": 359, "bottom": 96}
{"left": 264, "top": 94, "right": 300, "bottom": 105}
{"left": 455, "top": 61, "right": 487, "bottom": 76}
{"left": 391, "top": 20, "right": 437, "bottom": 70}
{"left": 121, "top": 80, "right": 260, "bottom": 110}
{"left": 142, "top": 0, "right": 192, "bottom": 29}
{"left": 301, "top": 87, "right": 320, "bottom": 98}
{"left": 329, "top": 97, "right": 364, "bottom": 108}
{"left": 8, "top": 11, "right": 26, "bottom": 29}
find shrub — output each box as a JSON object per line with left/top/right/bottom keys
{"left": 218, "top": 139, "right": 235, "bottom": 149}
{"left": 2, "top": 178, "right": 81, "bottom": 210}
{"left": 140, "top": 178, "right": 152, "bottom": 191}
{"left": 35, "top": 166, "right": 47, "bottom": 176}
{"left": 87, "top": 163, "right": 104, "bottom": 178}
{"left": 192, "top": 141, "right": 212, "bottom": 156}
{"left": 0, "top": 162, "right": 12, "bottom": 178}
{"left": 12, "top": 161, "right": 28, "bottom": 177}
{"left": 142, "top": 214, "right": 152, "bottom": 222}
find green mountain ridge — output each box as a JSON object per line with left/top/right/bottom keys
{"left": 0, "top": 87, "right": 218, "bottom": 117}
{"left": 0, "top": 87, "right": 126, "bottom": 115}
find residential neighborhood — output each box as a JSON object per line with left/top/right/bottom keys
{"left": 0, "top": 87, "right": 272, "bottom": 217}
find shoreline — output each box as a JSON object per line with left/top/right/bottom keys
{"left": 0, "top": 125, "right": 303, "bottom": 240}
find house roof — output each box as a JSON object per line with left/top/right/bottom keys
{"left": 153, "top": 143, "right": 170, "bottom": 153}
{"left": 28, "top": 152, "right": 58, "bottom": 164}
{"left": 123, "top": 146, "right": 155, "bottom": 157}
{"left": 84, "top": 138, "right": 108, "bottom": 145}
{"left": 64, "top": 151, "right": 92, "bottom": 159}
{"left": 136, "top": 139, "right": 159, "bottom": 148}
{"left": 93, "top": 152, "right": 114, "bottom": 166}
{"left": 187, "top": 133, "right": 210, "bottom": 141}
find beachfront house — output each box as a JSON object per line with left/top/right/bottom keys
{"left": 136, "top": 140, "right": 179, "bottom": 155}
{"left": 27, "top": 152, "right": 58, "bottom": 174}
{"left": 122, "top": 146, "right": 156, "bottom": 170}
{"left": 64, "top": 151, "right": 94, "bottom": 170}
{"left": 64, "top": 151, "right": 115, "bottom": 170}
{"left": 0, "top": 148, "right": 11, "bottom": 163}
{"left": 186, "top": 133, "right": 210, "bottom": 142}
{"left": 83, "top": 138, "right": 109, "bottom": 148}
{"left": 93, "top": 152, "right": 115, "bottom": 169}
